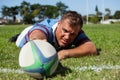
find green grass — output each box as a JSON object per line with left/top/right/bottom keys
{"left": 0, "top": 24, "right": 120, "bottom": 80}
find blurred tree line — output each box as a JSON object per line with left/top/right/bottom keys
{"left": 1, "top": 1, "right": 68, "bottom": 24}
{"left": 1, "top": 1, "right": 120, "bottom": 24}
{"left": 83, "top": 5, "right": 120, "bottom": 24}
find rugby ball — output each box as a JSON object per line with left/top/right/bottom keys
{"left": 19, "top": 40, "right": 58, "bottom": 79}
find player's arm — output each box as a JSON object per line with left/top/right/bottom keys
{"left": 29, "top": 30, "right": 47, "bottom": 41}
{"left": 58, "top": 40, "right": 97, "bottom": 60}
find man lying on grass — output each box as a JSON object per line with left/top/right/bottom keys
{"left": 16, "top": 11, "right": 97, "bottom": 60}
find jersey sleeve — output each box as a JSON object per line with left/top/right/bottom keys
{"left": 16, "top": 18, "right": 57, "bottom": 48}
{"left": 40, "top": 18, "right": 58, "bottom": 27}
{"left": 16, "top": 26, "right": 33, "bottom": 48}
{"left": 73, "top": 30, "right": 90, "bottom": 46}
{"left": 28, "top": 23, "right": 53, "bottom": 43}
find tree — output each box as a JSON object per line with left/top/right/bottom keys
{"left": 89, "top": 15, "right": 99, "bottom": 24}
{"left": 20, "top": 2, "right": 28, "bottom": 16}
{"left": 43, "top": 5, "right": 59, "bottom": 18}
{"left": 20, "top": 1, "right": 32, "bottom": 23}
{"left": 1, "top": 1, "right": 69, "bottom": 24}
{"left": 95, "top": 5, "right": 102, "bottom": 17}
{"left": 20, "top": 1, "right": 30, "bottom": 18}
{"left": 30, "top": 4, "right": 41, "bottom": 11}
{"left": 105, "top": 8, "right": 111, "bottom": 20}
{"left": 113, "top": 11, "right": 120, "bottom": 19}
{"left": 94, "top": 5, "right": 102, "bottom": 23}
{"left": 8, "top": 6, "right": 19, "bottom": 22}
{"left": 1, "top": 6, "right": 9, "bottom": 19}
{"left": 30, "top": 4, "right": 41, "bottom": 21}
{"left": 95, "top": 5, "right": 99, "bottom": 15}
{"left": 30, "top": 3, "right": 41, "bottom": 17}
{"left": 56, "top": 1, "right": 68, "bottom": 16}
{"left": 24, "top": 13, "right": 34, "bottom": 24}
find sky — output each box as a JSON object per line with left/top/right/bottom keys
{"left": 0, "top": 0, "right": 120, "bottom": 17}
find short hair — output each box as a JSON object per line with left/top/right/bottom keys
{"left": 61, "top": 11, "right": 83, "bottom": 28}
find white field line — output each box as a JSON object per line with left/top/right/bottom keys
{"left": 0, "top": 65, "right": 120, "bottom": 74}
{"left": 70, "top": 65, "right": 120, "bottom": 72}
{"left": 0, "top": 68, "right": 24, "bottom": 74}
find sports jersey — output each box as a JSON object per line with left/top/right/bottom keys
{"left": 16, "top": 18, "right": 90, "bottom": 50}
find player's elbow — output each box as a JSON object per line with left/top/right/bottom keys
{"left": 90, "top": 47, "right": 97, "bottom": 55}
{"left": 86, "top": 42, "right": 97, "bottom": 55}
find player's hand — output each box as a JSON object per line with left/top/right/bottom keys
{"left": 57, "top": 50, "right": 69, "bottom": 60}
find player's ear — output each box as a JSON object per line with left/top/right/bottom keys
{"left": 58, "top": 20, "right": 61, "bottom": 24}
{"left": 57, "top": 20, "right": 61, "bottom": 27}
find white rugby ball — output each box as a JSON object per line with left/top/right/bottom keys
{"left": 19, "top": 40, "right": 58, "bottom": 79}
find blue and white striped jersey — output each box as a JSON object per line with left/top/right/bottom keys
{"left": 16, "top": 18, "right": 90, "bottom": 49}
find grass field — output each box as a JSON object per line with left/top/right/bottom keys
{"left": 0, "top": 24, "right": 120, "bottom": 80}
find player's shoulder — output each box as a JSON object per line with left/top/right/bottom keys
{"left": 39, "top": 18, "right": 59, "bottom": 27}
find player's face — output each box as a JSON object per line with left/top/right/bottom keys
{"left": 56, "top": 19, "right": 81, "bottom": 47}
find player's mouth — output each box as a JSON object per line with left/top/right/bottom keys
{"left": 61, "top": 39, "right": 69, "bottom": 46}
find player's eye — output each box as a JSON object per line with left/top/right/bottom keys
{"left": 62, "top": 28, "right": 68, "bottom": 33}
